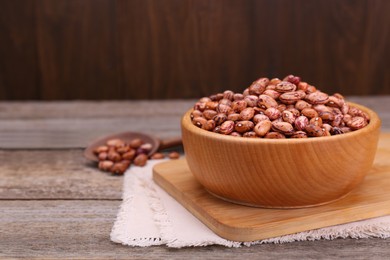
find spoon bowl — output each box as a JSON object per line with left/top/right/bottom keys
{"left": 84, "top": 131, "right": 181, "bottom": 162}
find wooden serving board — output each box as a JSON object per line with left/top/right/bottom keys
{"left": 153, "top": 133, "right": 390, "bottom": 242}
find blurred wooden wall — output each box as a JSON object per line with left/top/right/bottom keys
{"left": 0, "top": 0, "right": 389, "bottom": 100}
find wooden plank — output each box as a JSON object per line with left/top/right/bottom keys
{"left": 250, "top": 0, "right": 390, "bottom": 96}
{"left": 0, "top": 100, "right": 195, "bottom": 119}
{"left": 2, "top": 1, "right": 390, "bottom": 99}
{"left": 1, "top": 200, "right": 390, "bottom": 259}
{"left": 0, "top": 98, "right": 389, "bottom": 257}
{"left": 34, "top": 0, "right": 119, "bottom": 100}
{"left": 0, "top": 98, "right": 389, "bottom": 149}
{"left": 0, "top": 100, "right": 193, "bottom": 149}
{"left": 0, "top": 150, "right": 123, "bottom": 200}
{"left": 116, "top": 0, "right": 254, "bottom": 99}
{"left": 0, "top": 0, "right": 39, "bottom": 99}
{"left": 0, "top": 117, "right": 183, "bottom": 149}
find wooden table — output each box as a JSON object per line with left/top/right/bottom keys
{"left": 1, "top": 97, "right": 390, "bottom": 259}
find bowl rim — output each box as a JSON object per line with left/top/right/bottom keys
{"left": 182, "top": 102, "right": 381, "bottom": 144}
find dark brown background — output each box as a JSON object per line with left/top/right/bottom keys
{"left": 0, "top": 0, "right": 389, "bottom": 100}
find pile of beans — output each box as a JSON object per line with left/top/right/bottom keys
{"left": 93, "top": 138, "right": 180, "bottom": 175}
{"left": 190, "top": 75, "right": 370, "bottom": 138}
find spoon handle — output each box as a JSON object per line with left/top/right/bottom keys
{"left": 158, "top": 136, "right": 182, "bottom": 151}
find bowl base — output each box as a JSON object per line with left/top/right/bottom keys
{"left": 206, "top": 189, "right": 353, "bottom": 209}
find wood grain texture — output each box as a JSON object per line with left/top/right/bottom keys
{"left": 0, "top": 0, "right": 39, "bottom": 99}
{"left": 116, "top": 0, "right": 254, "bottom": 99}
{"left": 0, "top": 100, "right": 192, "bottom": 148}
{"left": 34, "top": 0, "right": 119, "bottom": 100}
{"left": 0, "top": 150, "right": 122, "bottom": 200}
{"left": 0, "top": 200, "right": 129, "bottom": 259}
{"left": 1, "top": 201, "right": 390, "bottom": 259}
{"left": 0, "top": 98, "right": 389, "bottom": 149}
{"left": 0, "top": 0, "right": 389, "bottom": 100}
{"left": 0, "top": 100, "right": 389, "bottom": 258}
{"left": 153, "top": 135, "right": 390, "bottom": 241}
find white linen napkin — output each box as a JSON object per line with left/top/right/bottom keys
{"left": 110, "top": 159, "right": 390, "bottom": 248}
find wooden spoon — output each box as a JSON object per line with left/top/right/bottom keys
{"left": 83, "top": 131, "right": 182, "bottom": 162}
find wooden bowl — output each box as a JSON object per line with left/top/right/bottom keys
{"left": 181, "top": 102, "right": 381, "bottom": 208}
